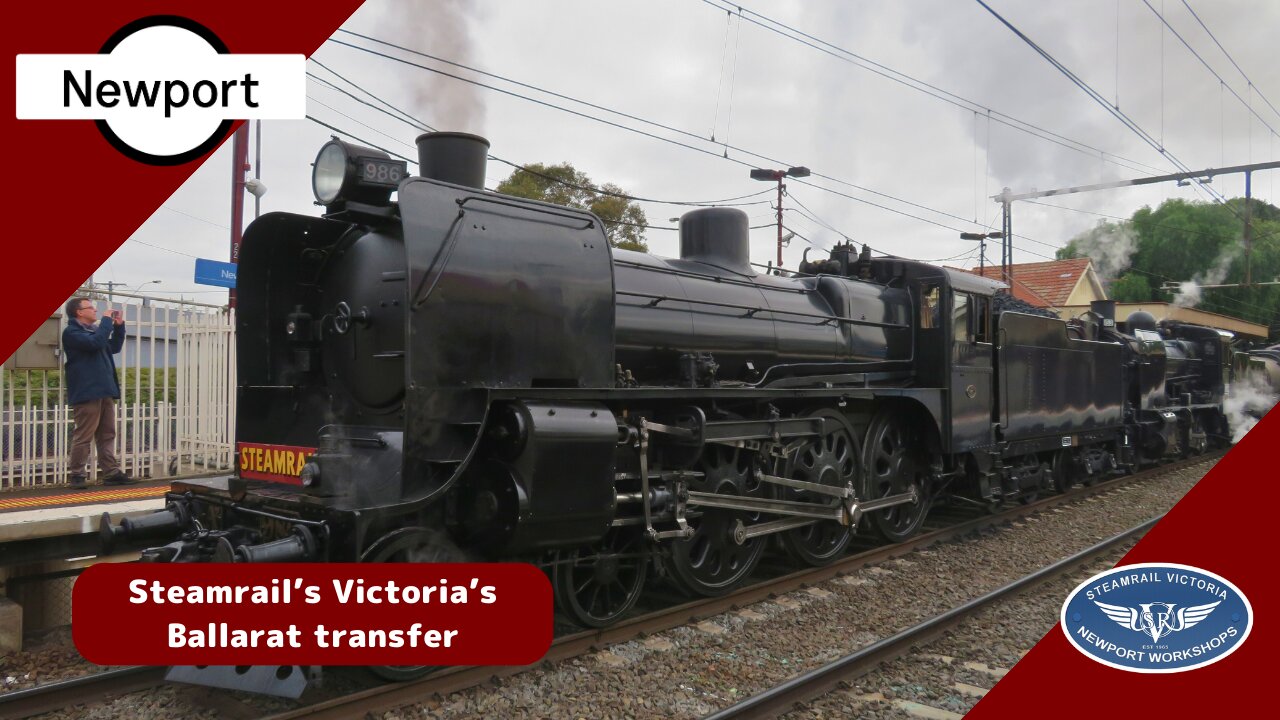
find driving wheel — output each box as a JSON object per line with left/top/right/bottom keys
{"left": 666, "top": 444, "right": 766, "bottom": 596}
{"left": 776, "top": 409, "right": 858, "bottom": 566}
{"left": 862, "top": 410, "right": 931, "bottom": 542}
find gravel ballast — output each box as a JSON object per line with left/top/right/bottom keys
{"left": 2, "top": 457, "right": 1215, "bottom": 719}
{"left": 780, "top": 543, "right": 1138, "bottom": 720}
{"left": 378, "top": 458, "right": 1213, "bottom": 720}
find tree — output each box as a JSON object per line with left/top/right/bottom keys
{"left": 495, "top": 162, "right": 649, "bottom": 252}
{"left": 1057, "top": 197, "right": 1280, "bottom": 331}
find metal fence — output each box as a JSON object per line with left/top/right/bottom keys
{"left": 1, "top": 289, "right": 235, "bottom": 490}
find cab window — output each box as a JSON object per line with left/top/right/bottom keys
{"left": 920, "top": 285, "right": 941, "bottom": 329}
{"left": 972, "top": 294, "right": 991, "bottom": 343}
{"left": 952, "top": 291, "right": 970, "bottom": 341}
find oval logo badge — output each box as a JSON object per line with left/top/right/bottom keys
{"left": 1061, "top": 563, "right": 1252, "bottom": 673}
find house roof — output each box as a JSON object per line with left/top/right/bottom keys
{"left": 967, "top": 257, "right": 1095, "bottom": 308}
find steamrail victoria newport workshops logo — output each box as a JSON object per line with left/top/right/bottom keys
{"left": 15, "top": 16, "right": 304, "bottom": 165}
{"left": 1060, "top": 563, "right": 1252, "bottom": 673}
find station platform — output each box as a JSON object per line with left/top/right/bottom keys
{"left": 0, "top": 476, "right": 219, "bottom": 566}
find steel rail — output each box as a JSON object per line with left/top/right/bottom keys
{"left": 257, "top": 452, "right": 1218, "bottom": 720}
{"left": 0, "top": 453, "right": 1216, "bottom": 719}
{"left": 701, "top": 514, "right": 1162, "bottom": 719}
{"left": 0, "top": 666, "right": 164, "bottom": 719}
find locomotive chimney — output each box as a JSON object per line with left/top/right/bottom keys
{"left": 415, "top": 131, "right": 490, "bottom": 189}
{"left": 678, "top": 207, "right": 753, "bottom": 275}
{"left": 1090, "top": 299, "right": 1117, "bottom": 328}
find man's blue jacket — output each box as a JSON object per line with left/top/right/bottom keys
{"left": 62, "top": 319, "right": 125, "bottom": 405}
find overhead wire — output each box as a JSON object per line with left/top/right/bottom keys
{"left": 1180, "top": 0, "right": 1280, "bottom": 123}
{"left": 332, "top": 20, "right": 1257, "bottom": 274}
{"left": 307, "top": 82, "right": 983, "bottom": 270}
{"left": 320, "top": 21, "right": 1251, "bottom": 276}
{"left": 309, "top": 59, "right": 775, "bottom": 209}
{"left": 697, "top": 0, "right": 1168, "bottom": 176}
{"left": 971, "top": 0, "right": 1233, "bottom": 216}
{"left": 1141, "top": 0, "right": 1280, "bottom": 137}
{"left": 325, "top": 31, "right": 1008, "bottom": 230}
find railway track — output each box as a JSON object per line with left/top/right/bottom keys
{"left": 0, "top": 666, "right": 165, "bottom": 719}
{"left": 702, "top": 516, "right": 1158, "bottom": 719}
{"left": 0, "top": 452, "right": 1219, "bottom": 720}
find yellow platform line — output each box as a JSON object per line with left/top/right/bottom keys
{"left": 0, "top": 485, "right": 168, "bottom": 511}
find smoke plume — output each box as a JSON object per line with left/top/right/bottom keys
{"left": 1174, "top": 247, "right": 1238, "bottom": 309}
{"left": 1224, "top": 372, "right": 1276, "bottom": 443}
{"left": 377, "top": 0, "right": 486, "bottom": 133}
{"left": 1068, "top": 222, "right": 1138, "bottom": 280}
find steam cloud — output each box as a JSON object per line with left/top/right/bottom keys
{"left": 1174, "top": 247, "right": 1238, "bottom": 309}
{"left": 1068, "top": 222, "right": 1139, "bottom": 281}
{"left": 1224, "top": 371, "right": 1276, "bottom": 443}
{"left": 405, "top": 526, "right": 474, "bottom": 563}
{"left": 377, "top": 0, "right": 486, "bottom": 133}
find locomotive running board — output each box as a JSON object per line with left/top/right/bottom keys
{"left": 687, "top": 487, "right": 919, "bottom": 527}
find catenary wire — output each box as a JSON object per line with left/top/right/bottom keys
{"left": 697, "top": 0, "right": 1167, "bottom": 176}
{"left": 324, "top": 33, "right": 1000, "bottom": 229}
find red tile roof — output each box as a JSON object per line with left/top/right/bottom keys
{"left": 966, "top": 257, "right": 1094, "bottom": 308}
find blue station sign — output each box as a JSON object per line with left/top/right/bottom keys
{"left": 194, "top": 258, "right": 237, "bottom": 289}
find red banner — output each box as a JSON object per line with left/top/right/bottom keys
{"left": 72, "top": 563, "right": 553, "bottom": 666}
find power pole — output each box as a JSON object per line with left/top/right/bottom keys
{"left": 775, "top": 179, "right": 784, "bottom": 267}
{"left": 229, "top": 123, "right": 250, "bottom": 309}
{"left": 751, "top": 165, "right": 811, "bottom": 269}
{"left": 101, "top": 281, "right": 125, "bottom": 302}
{"left": 1000, "top": 188, "right": 1013, "bottom": 288}
{"left": 1245, "top": 169, "right": 1253, "bottom": 286}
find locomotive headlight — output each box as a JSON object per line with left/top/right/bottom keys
{"left": 311, "top": 138, "right": 408, "bottom": 207}
{"left": 299, "top": 461, "right": 321, "bottom": 487}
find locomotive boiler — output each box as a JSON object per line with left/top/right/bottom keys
{"left": 102, "top": 131, "right": 1236, "bottom": 694}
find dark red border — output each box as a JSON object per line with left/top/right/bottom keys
{"left": 2, "top": 1, "right": 363, "bottom": 361}
{"left": 970, "top": 409, "right": 1277, "bottom": 716}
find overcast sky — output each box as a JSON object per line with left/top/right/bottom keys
{"left": 99, "top": 0, "right": 1280, "bottom": 302}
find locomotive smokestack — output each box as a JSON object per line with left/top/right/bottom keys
{"left": 1091, "top": 299, "right": 1117, "bottom": 327}
{"left": 415, "top": 131, "right": 490, "bottom": 190}
{"left": 678, "top": 207, "right": 753, "bottom": 275}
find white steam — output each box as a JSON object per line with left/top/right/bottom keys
{"left": 377, "top": 0, "right": 486, "bottom": 133}
{"left": 1067, "top": 222, "right": 1138, "bottom": 280}
{"left": 404, "top": 526, "right": 474, "bottom": 563}
{"left": 1224, "top": 371, "right": 1277, "bottom": 443}
{"left": 1174, "top": 246, "right": 1239, "bottom": 309}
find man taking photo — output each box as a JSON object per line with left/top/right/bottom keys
{"left": 62, "top": 297, "right": 136, "bottom": 488}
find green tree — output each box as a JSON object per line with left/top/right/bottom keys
{"left": 495, "top": 163, "right": 649, "bottom": 252}
{"left": 1057, "top": 197, "right": 1280, "bottom": 332}
{"left": 1108, "top": 272, "right": 1151, "bottom": 302}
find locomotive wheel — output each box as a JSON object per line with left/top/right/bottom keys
{"left": 862, "top": 410, "right": 931, "bottom": 543}
{"left": 776, "top": 410, "right": 858, "bottom": 566}
{"left": 554, "top": 527, "right": 648, "bottom": 628}
{"left": 666, "top": 444, "right": 767, "bottom": 596}
{"left": 361, "top": 528, "right": 439, "bottom": 684}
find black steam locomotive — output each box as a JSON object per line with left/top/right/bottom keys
{"left": 103, "top": 132, "right": 1234, "bottom": 689}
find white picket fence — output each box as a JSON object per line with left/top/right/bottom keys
{"left": 1, "top": 289, "right": 236, "bottom": 490}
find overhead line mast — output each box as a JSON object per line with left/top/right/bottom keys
{"left": 995, "top": 160, "right": 1280, "bottom": 289}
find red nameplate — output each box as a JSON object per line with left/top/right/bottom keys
{"left": 73, "top": 563, "right": 553, "bottom": 666}
{"left": 236, "top": 442, "right": 317, "bottom": 484}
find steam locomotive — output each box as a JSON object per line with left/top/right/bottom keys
{"left": 102, "top": 132, "right": 1235, "bottom": 692}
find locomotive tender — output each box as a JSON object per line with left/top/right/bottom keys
{"left": 103, "top": 132, "right": 1232, "bottom": 671}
